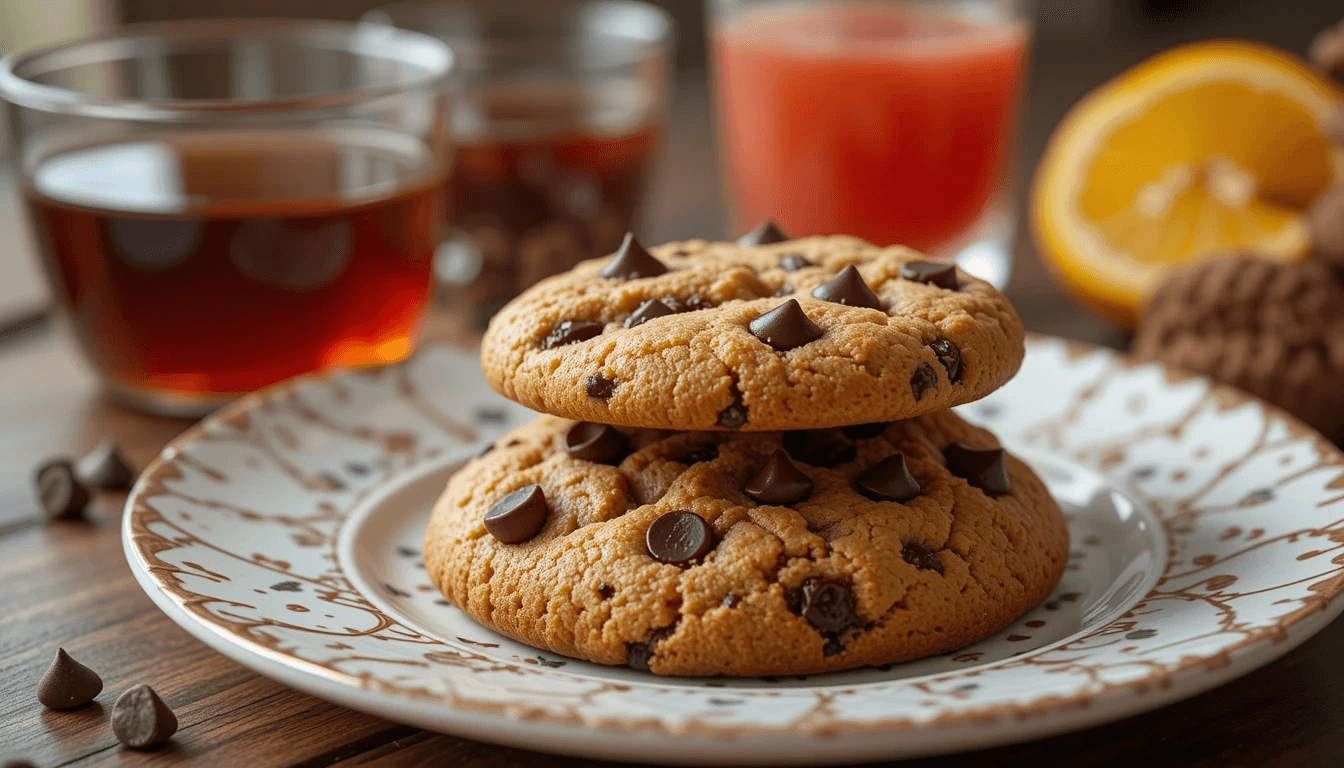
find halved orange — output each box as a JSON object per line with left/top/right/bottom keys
{"left": 1031, "top": 40, "right": 1344, "bottom": 329}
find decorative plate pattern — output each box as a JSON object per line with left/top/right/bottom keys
{"left": 123, "top": 337, "right": 1344, "bottom": 765}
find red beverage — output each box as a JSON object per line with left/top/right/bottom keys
{"left": 25, "top": 128, "right": 442, "bottom": 400}
{"left": 715, "top": 3, "right": 1027, "bottom": 253}
{"left": 441, "top": 84, "right": 662, "bottom": 325}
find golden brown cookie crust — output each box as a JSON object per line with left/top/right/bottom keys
{"left": 424, "top": 412, "right": 1068, "bottom": 677}
{"left": 479, "top": 236, "right": 1026, "bottom": 432}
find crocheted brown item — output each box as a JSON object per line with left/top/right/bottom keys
{"left": 1311, "top": 21, "right": 1344, "bottom": 83}
{"left": 1133, "top": 254, "right": 1344, "bottom": 442}
{"left": 1310, "top": 183, "right": 1344, "bottom": 267}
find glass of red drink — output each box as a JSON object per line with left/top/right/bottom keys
{"left": 366, "top": 0, "right": 672, "bottom": 328}
{"left": 0, "top": 19, "right": 454, "bottom": 416}
{"left": 711, "top": 0, "right": 1030, "bottom": 287}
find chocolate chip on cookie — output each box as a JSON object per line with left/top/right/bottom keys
{"left": 793, "top": 578, "right": 861, "bottom": 634}
{"left": 783, "top": 429, "right": 856, "bottom": 468}
{"left": 540, "top": 320, "right": 603, "bottom": 350}
{"left": 779, "top": 252, "right": 814, "bottom": 271}
{"left": 902, "top": 542, "right": 944, "bottom": 574}
{"left": 484, "top": 485, "right": 549, "bottom": 543}
{"left": 624, "top": 298, "right": 677, "bottom": 329}
{"left": 738, "top": 220, "right": 791, "bottom": 246}
{"left": 646, "top": 510, "right": 714, "bottom": 565}
{"left": 564, "top": 422, "right": 629, "bottom": 465}
{"left": 600, "top": 233, "right": 667, "bottom": 280}
{"left": 901, "top": 260, "right": 959, "bottom": 290}
{"left": 930, "top": 338, "right": 963, "bottom": 383}
{"left": 854, "top": 453, "right": 922, "bottom": 502}
{"left": 811, "top": 265, "right": 884, "bottom": 310}
{"left": 745, "top": 450, "right": 814, "bottom": 506}
{"left": 748, "top": 299, "right": 823, "bottom": 351}
{"left": 585, "top": 373, "right": 618, "bottom": 400}
{"left": 910, "top": 362, "right": 939, "bottom": 401}
{"left": 717, "top": 395, "right": 750, "bottom": 429}
{"left": 945, "top": 443, "right": 1011, "bottom": 496}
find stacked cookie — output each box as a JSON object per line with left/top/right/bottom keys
{"left": 425, "top": 226, "right": 1068, "bottom": 676}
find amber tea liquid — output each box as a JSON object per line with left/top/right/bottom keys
{"left": 25, "top": 128, "right": 443, "bottom": 402}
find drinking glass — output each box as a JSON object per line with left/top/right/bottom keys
{"left": 710, "top": 0, "right": 1030, "bottom": 287}
{"left": 366, "top": 0, "right": 673, "bottom": 328}
{"left": 0, "top": 19, "right": 455, "bottom": 416}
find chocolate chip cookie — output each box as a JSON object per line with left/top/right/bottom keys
{"left": 479, "top": 235, "right": 1026, "bottom": 432}
{"left": 424, "top": 411, "right": 1067, "bottom": 677}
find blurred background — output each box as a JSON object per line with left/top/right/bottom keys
{"left": 1, "top": 0, "right": 1342, "bottom": 348}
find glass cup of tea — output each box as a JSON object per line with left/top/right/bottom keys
{"left": 710, "top": 0, "right": 1029, "bottom": 288}
{"left": 0, "top": 19, "right": 455, "bottom": 416}
{"left": 365, "top": 0, "right": 673, "bottom": 329}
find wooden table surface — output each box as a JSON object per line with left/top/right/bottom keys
{"left": 2, "top": 76, "right": 1341, "bottom": 767}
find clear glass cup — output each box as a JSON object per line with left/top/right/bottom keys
{"left": 710, "top": 0, "right": 1030, "bottom": 288}
{"left": 0, "top": 19, "right": 455, "bottom": 417}
{"left": 365, "top": 0, "right": 673, "bottom": 329}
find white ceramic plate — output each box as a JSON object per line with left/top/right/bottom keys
{"left": 123, "top": 337, "right": 1344, "bottom": 764}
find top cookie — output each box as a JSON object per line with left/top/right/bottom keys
{"left": 481, "top": 234, "right": 1025, "bottom": 431}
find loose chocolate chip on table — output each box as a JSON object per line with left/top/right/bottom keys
{"left": 840, "top": 422, "right": 890, "bottom": 440}
{"left": 902, "top": 542, "right": 944, "bottom": 574}
{"left": 794, "top": 578, "right": 860, "bottom": 633}
{"left": 600, "top": 233, "right": 667, "bottom": 280}
{"left": 585, "top": 374, "right": 618, "bottom": 400}
{"left": 930, "top": 338, "right": 963, "bottom": 383}
{"left": 783, "top": 429, "right": 856, "bottom": 468}
{"left": 111, "top": 684, "right": 178, "bottom": 749}
{"left": 910, "top": 362, "right": 939, "bottom": 401}
{"left": 945, "top": 443, "right": 1011, "bottom": 495}
{"left": 564, "top": 422, "right": 630, "bottom": 465}
{"left": 779, "top": 252, "right": 814, "bottom": 271}
{"left": 80, "top": 439, "right": 135, "bottom": 491}
{"left": 646, "top": 510, "right": 713, "bottom": 565}
{"left": 540, "top": 320, "right": 604, "bottom": 350}
{"left": 484, "top": 484, "right": 549, "bottom": 543}
{"left": 624, "top": 298, "right": 677, "bottom": 329}
{"left": 854, "top": 453, "right": 922, "bottom": 502}
{"left": 34, "top": 459, "right": 91, "bottom": 521}
{"left": 36, "top": 648, "right": 103, "bottom": 709}
{"left": 737, "top": 219, "right": 791, "bottom": 246}
{"left": 900, "top": 260, "right": 959, "bottom": 290}
{"left": 717, "top": 399, "right": 749, "bottom": 429}
{"left": 748, "top": 299, "right": 823, "bottom": 351}
{"left": 744, "top": 449, "right": 814, "bottom": 506}
{"left": 811, "top": 265, "right": 884, "bottom": 310}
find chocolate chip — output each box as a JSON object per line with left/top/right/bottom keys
{"left": 585, "top": 374, "right": 617, "bottom": 400}
{"left": 783, "top": 429, "right": 856, "bottom": 468}
{"left": 737, "top": 219, "right": 790, "bottom": 246}
{"left": 564, "top": 422, "right": 629, "bottom": 465}
{"left": 840, "top": 422, "right": 890, "bottom": 440}
{"left": 684, "top": 294, "right": 712, "bottom": 311}
{"left": 822, "top": 637, "right": 846, "bottom": 656}
{"left": 484, "top": 485, "right": 549, "bottom": 543}
{"left": 945, "top": 443, "right": 1011, "bottom": 495}
{"left": 722, "top": 593, "right": 742, "bottom": 608}
{"left": 811, "top": 265, "right": 884, "bottom": 310}
{"left": 854, "top": 454, "right": 922, "bottom": 502}
{"left": 744, "top": 450, "right": 814, "bottom": 506}
{"left": 660, "top": 295, "right": 687, "bottom": 313}
{"left": 80, "top": 439, "right": 135, "bottom": 491}
{"left": 600, "top": 233, "right": 667, "bottom": 280}
{"left": 626, "top": 627, "right": 673, "bottom": 671}
{"left": 598, "top": 582, "right": 616, "bottom": 599}
{"left": 779, "top": 252, "right": 813, "bottom": 271}
{"left": 540, "top": 320, "right": 603, "bottom": 350}
{"left": 717, "top": 398, "right": 749, "bottom": 429}
{"left": 624, "top": 299, "right": 676, "bottom": 329}
{"left": 901, "top": 260, "right": 959, "bottom": 289}
{"left": 35, "top": 459, "right": 91, "bottom": 521}
{"left": 930, "top": 339, "right": 962, "bottom": 383}
{"left": 774, "top": 282, "right": 794, "bottom": 297}
{"left": 748, "top": 299, "right": 822, "bottom": 351}
{"left": 36, "top": 649, "right": 103, "bottom": 709}
{"left": 902, "top": 542, "right": 944, "bottom": 574}
{"left": 910, "top": 362, "right": 939, "bottom": 401}
{"left": 646, "top": 510, "right": 713, "bottom": 565}
{"left": 677, "top": 444, "right": 719, "bottom": 464}
{"left": 794, "top": 578, "right": 859, "bottom": 633}
{"left": 111, "top": 684, "right": 177, "bottom": 749}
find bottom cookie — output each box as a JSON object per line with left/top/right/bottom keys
{"left": 424, "top": 411, "right": 1068, "bottom": 677}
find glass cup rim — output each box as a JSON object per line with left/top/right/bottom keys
{"left": 0, "top": 17, "right": 456, "bottom": 121}
{"left": 365, "top": 0, "right": 674, "bottom": 69}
